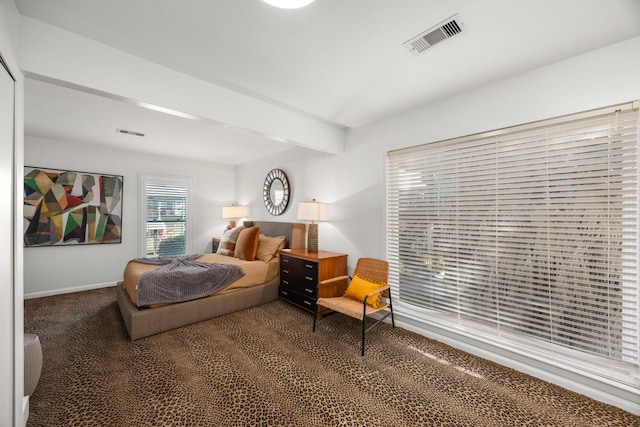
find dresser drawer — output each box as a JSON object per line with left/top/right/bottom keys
{"left": 281, "top": 279, "right": 316, "bottom": 298}
{"left": 280, "top": 255, "right": 318, "bottom": 292}
{"left": 278, "top": 288, "right": 315, "bottom": 311}
{"left": 280, "top": 272, "right": 317, "bottom": 296}
{"left": 281, "top": 255, "right": 318, "bottom": 277}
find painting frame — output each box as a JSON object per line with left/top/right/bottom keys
{"left": 23, "top": 166, "right": 124, "bottom": 247}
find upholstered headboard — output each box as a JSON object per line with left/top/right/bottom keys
{"left": 243, "top": 221, "right": 305, "bottom": 250}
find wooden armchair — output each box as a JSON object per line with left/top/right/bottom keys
{"left": 313, "top": 258, "right": 394, "bottom": 356}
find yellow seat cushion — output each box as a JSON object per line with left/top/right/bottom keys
{"left": 343, "top": 274, "right": 384, "bottom": 308}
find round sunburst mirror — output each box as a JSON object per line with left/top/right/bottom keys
{"left": 263, "top": 169, "right": 290, "bottom": 216}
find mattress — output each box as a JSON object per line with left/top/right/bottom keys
{"left": 123, "top": 253, "right": 280, "bottom": 306}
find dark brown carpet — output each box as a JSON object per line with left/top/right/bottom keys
{"left": 24, "top": 287, "right": 638, "bottom": 427}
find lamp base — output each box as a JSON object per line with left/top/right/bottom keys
{"left": 307, "top": 223, "right": 318, "bottom": 253}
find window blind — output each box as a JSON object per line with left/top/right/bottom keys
{"left": 387, "top": 102, "right": 640, "bottom": 384}
{"left": 145, "top": 183, "right": 187, "bottom": 257}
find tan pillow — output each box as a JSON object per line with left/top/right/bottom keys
{"left": 216, "top": 225, "right": 244, "bottom": 257}
{"left": 234, "top": 226, "right": 260, "bottom": 261}
{"left": 255, "top": 234, "right": 286, "bottom": 263}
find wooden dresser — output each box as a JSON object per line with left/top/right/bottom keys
{"left": 279, "top": 249, "right": 348, "bottom": 313}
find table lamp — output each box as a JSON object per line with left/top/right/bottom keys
{"left": 297, "top": 198, "right": 328, "bottom": 252}
{"left": 222, "top": 205, "right": 246, "bottom": 228}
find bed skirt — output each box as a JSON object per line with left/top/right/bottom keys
{"left": 116, "top": 278, "right": 279, "bottom": 340}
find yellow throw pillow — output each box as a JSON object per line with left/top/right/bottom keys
{"left": 343, "top": 274, "right": 385, "bottom": 308}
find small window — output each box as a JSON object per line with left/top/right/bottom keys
{"left": 140, "top": 176, "right": 191, "bottom": 257}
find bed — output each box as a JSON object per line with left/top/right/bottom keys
{"left": 117, "top": 221, "right": 305, "bottom": 340}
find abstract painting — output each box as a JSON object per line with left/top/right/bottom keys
{"left": 24, "top": 167, "right": 123, "bottom": 247}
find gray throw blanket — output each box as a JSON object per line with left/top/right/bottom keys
{"left": 135, "top": 255, "right": 245, "bottom": 307}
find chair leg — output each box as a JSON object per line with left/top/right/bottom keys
{"left": 361, "top": 301, "right": 368, "bottom": 356}
{"left": 313, "top": 302, "right": 318, "bottom": 332}
{"left": 390, "top": 296, "right": 395, "bottom": 328}
{"left": 361, "top": 316, "right": 366, "bottom": 356}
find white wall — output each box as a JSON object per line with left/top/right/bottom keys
{"left": 235, "top": 143, "right": 387, "bottom": 272}
{"left": 236, "top": 36, "right": 640, "bottom": 413}
{"left": 355, "top": 36, "right": 640, "bottom": 156}
{"left": 0, "top": 0, "right": 24, "bottom": 425}
{"left": 23, "top": 136, "right": 236, "bottom": 297}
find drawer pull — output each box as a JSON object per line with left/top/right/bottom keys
{"left": 282, "top": 259, "right": 289, "bottom": 263}
{"left": 283, "top": 269, "right": 289, "bottom": 274}
{"left": 305, "top": 264, "right": 314, "bottom": 269}
{"left": 304, "top": 288, "right": 313, "bottom": 294}
{"left": 281, "top": 291, "right": 288, "bottom": 296}
{"left": 282, "top": 280, "right": 289, "bottom": 285}
{"left": 303, "top": 301, "right": 312, "bottom": 306}
{"left": 305, "top": 276, "right": 313, "bottom": 281}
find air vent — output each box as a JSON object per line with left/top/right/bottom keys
{"left": 116, "top": 128, "right": 145, "bottom": 137}
{"left": 403, "top": 14, "right": 463, "bottom": 56}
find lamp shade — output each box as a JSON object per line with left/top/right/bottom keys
{"left": 297, "top": 199, "right": 328, "bottom": 222}
{"left": 222, "top": 205, "right": 246, "bottom": 219}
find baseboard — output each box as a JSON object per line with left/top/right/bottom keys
{"left": 395, "top": 313, "right": 640, "bottom": 415}
{"left": 22, "top": 396, "right": 28, "bottom": 427}
{"left": 23, "top": 281, "right": 118, "bottom": 300}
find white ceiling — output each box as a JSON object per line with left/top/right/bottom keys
{"left": 16, "top": 0, "right": 640, "bottom": 165}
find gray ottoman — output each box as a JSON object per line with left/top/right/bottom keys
{"left": 24, "top": 334, "right": 42, "bottom": 396}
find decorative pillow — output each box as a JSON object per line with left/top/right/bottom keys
{"left": 255, "top": 234, "right": 286, "bottom": 263}
{"left": 234, "top": 226, "right": 260, "bottom": 261}
{"left": 216, "top": 226, "right": 244, "bottom": 257}
{"left": 343, "top": 274, "right": 385, "bottom": 308}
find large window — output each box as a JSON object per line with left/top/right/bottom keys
{"left": 387, "top": 102, "right": 639, "bottom": 386}
{"left": 140, "top": 176, "right": 191, "bottom": 257}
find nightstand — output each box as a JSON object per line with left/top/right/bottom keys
{"left": 279, "top": 249, "right": 348, "bottom": 314}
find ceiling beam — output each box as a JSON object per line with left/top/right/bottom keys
{"left": 18, "top": 16, "right": 345, "bottom": 155}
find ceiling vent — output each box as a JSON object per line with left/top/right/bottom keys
{"left": 116, "top": 128, "right": 145, "bottom": 137}
{"left": 403, "top": 14, "right": 463, "bottom": 56}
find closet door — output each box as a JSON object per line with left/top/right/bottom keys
{"left": 0, "top": 56, "right": 15, "bottom": 424}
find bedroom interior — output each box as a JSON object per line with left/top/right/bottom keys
{"left": 1, "top": 0, "right": 640, "bottom": 425}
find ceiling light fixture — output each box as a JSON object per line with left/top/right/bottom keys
{"left": 262, "top": 0, "right": 315, "bottom": 9}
